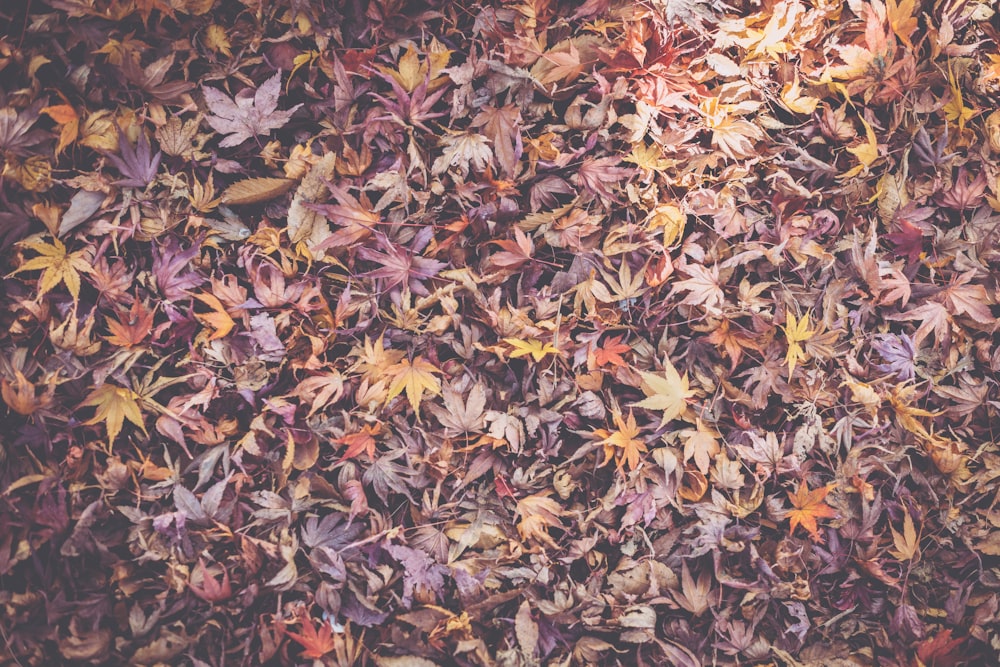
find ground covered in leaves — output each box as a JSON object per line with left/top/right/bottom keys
{"left": 2, "top": 0, "right": 1000, "bottom": 665}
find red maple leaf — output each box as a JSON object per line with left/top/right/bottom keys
{"left": 915, "top": 628, "right": 965, "bottom": 667}
{"left": 885, "top": 218, "right": 925, "bottom": 263}
{"left": 283, "top": 613, "right": 338, "bottom": 659}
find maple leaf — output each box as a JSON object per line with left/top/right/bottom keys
{"left": 283, "top": 614, "right": 338, "bottom": 659}
{"left": 335, "top": 423, "right": 382, "bottom": 462}
{"left": 938, "top": 271, "right": 993, "bottom": 324}
{"left": 872, "top": 333, "right": 917, "bottom": 381}
{"left": 679, "top": 418, "right": 721, "bottom": 475}
{"left": 574, "top": 156, "right": 633, "bottom": 204}
{"left": 1, "top": 370, "right": 56, "bottom": 416}
{"left": 782, "top": 311, "right": 815, "bottom": 379}
{"left": 673, "top": 561, "right": 712, "bottom": 616}
{"left": 786, "top": 481, "right": 837, "bottom": 542}
{"left": 11, "top": 236, "right": 93, "bottom": 302}
{"left": 192, "top": 292, "right": 236, "bottom": 340}
{"left": 504, "top": 338, "right": 560, "bottom": 363}
{"left": 840, "top": 117, "right": 879, "bottom": 180}
{"left": 384, "top": 356, "right": 441, "bottom": 418}
{"left": 80, "top": 383, "right": 147, "bottom": 446}
{"left": 672, "top": 263, "right": 726, "bottom": 313}
{"left": 515, "top": 492, "right": 565, "bottom": 548}
{"left": 489, "top": 227, "right": 534, "bottom": 271}
{"left": 471, "top": 104, "right": 522, "bottom": 176}
{"left": 596, "top": 410, "right": 647, "bottom": 472}
{"left": 432, "top": 130, "right": 493, "bottom": 176}
{"left": 889, "top": 508, "right": 921, "bottom": 562}
{"left": 106, "top": 125, "right": 161, "bottom": 188}
{"left": 937, "top": 167, "right": 987, "bottom": 210}
{"left": 358, "top": 228, "right": 447, "bottom": 296}
{"left": 634, "top": 357, "right": 695, "bottom": 427}
{"left": 370, "top": 70, "right": 449, "bottom": 133}
{"left": 590, "top": 334, "right": 631, "bottom": 369}
{"left": 943, "top": 62, "right": 975, "bottom": 133}
{"left": 120, "top": 53, "right": 194, "bottom": 103}
{"left": 203, "top": 72, "right": 302, "bottom": 148}
{"left": 429, "top": 382, "right": 487, "bottom": 435}
{"left": 0, "top": 98, "right": 48, "bottom": 156}
{"left": 886, "top": 0, "right": 917, "bottom": 48}
{"left": 152, "top": 239, "right": 204, "bottom": 301}
{"left": 105, "top": 300, "right": 155, "bottom": 348}
{"left": 885, "top": 217, "right": 926, "bottom": 263}
{"left": 40, "top": 103, "right": 79, "bottom": 156}
{"left": 538, "top": 41, "right": 584, "bottom": 85}
{"left": 382, "top": 543, "right": 448, "bottom": 608}
{"left": 914, "top": 629, "right": 966, "bottom": 667}
{"left": 189, "top": 558, "right": 232, "bottom": 603}
{"left": 294, "top": 372, "right": 346, "bottom": 418}
{"left": 888, "top": 301, "right": 951, "bottom": 348}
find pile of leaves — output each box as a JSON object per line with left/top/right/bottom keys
{"left": 2, "top": 0, "right": 1000, "bottom": 664}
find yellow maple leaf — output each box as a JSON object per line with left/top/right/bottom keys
{"left": 943, "top": 61, "right": 975, "bottom": 133}
{"left": 782, "top": 311, "right": 815, "bottom": 378}
{"left": 886, "top": 0, "right": 917, "bottom": 48}
{"left": 841, "top": 117, "right": 879, "bottom": 180}
{"left": 595, "top": 410, "right": 648, "bottom": 472}
{"left": 80, "top": 383, "right": 147, "bottom": 446}
{"left": 504, "top": 338, "right": 560, "bottom": 363}
{"left": 780, "top": 73, "right": 820, "bottom": 115}
{"left": 633, "top": 357, "right": 695, "bottom": 427}
{"left": 11, "top": 236, "right": 93, "bottom": 302}
{"left": 384, "top": 356, "right": 441, "bottom": 418}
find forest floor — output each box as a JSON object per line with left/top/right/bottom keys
{"left": 2, "top": 0, "right": 1000, "bottom": 665}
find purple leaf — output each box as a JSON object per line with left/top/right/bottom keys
{"left": 106, "top": 125, "right": 161, "bottom": 187}
{"left": 382, "top": 542, "right": 448, "bottom": 609}
{"left": 153, "top": 238, "right": 205, "bottom": 301}
{"left": 872, "top": 333, "right": 917, "bottom": 381}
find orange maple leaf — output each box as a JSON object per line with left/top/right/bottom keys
{"left": 590, "top": 334, "right": 631, "bottom": 369}
{"left": 595, "top": 410, "right": 647, "bottom": 472}
{"left": 192, "top": 292, "right": 235, "bottom": 340}
{"left": 335, "top": 423, "right": 382, "bottom": 462}
{"left": 105, "top": 300, "right": 155, "bottom": 348}
{"left": 283, "top": 614, "right": 338, "bottom": 659}
{"left": 786, "top": 481, "right": 837, "bottom": 542}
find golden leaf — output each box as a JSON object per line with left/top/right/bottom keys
{"left": 782, "top": 311, "right": 815, "bottom": 379}
{"left": 384, "top": 356, "right": 441, "bottom": 418}
{"left": 80, "top": 384, "right": 147, "bottom": 446}
{"left": 11, "top": 236, "right": 93, "bottom": 302}
{"left": 503, "top": 338, "right": 560, "bottom": 363}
